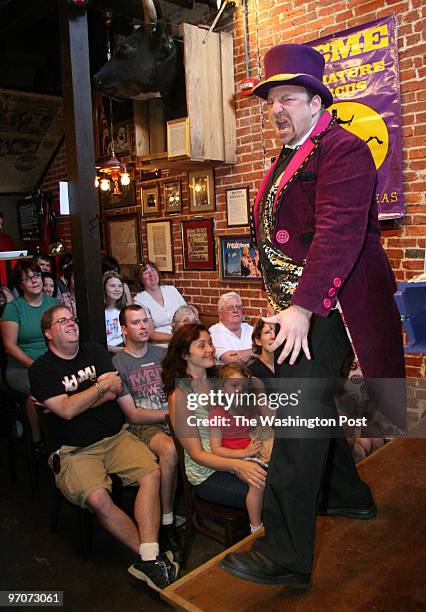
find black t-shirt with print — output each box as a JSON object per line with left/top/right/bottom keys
{"left": 29, "top": 342, "right": 124, "bottom": 449}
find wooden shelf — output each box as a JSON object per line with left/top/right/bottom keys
{"left": 135, "top": 155, "right": 219, "bottom": 172}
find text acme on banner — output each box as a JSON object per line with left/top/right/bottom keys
{"left": 310, "top": 16, "right": 404, "bottom": 220}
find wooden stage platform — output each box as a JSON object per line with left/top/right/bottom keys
{"left": 162, "top": 438, "right": 426, "bottom": 611}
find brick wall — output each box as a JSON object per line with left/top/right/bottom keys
{"left": 41, "top": 0, "right": 426, "bottom": 415}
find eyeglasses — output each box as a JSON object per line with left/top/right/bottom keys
{"left": 22, "top": 272, "right": 42, "bottom": 283}
{"left": 51, "top": 316, "right": 79, "bottom": 327}
{"left": 223, "top": 304, "right": 243, "bottom": 312}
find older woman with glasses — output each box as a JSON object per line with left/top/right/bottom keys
{"left": 170, "top": 304, "right": 200, "bottom": 334}
{"left": 1, "top": 260, "right": 58, "bottom": 445}
{"left": 134, "top": 260, "right": 186, "bottom": 346}
{"left": 209, "top": 292, "right": 254, "bottom": 365}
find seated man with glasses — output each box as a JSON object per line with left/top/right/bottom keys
{"left": 28, "top": 305, "right": 179, "bottom": 592}
{"left": 209, "top": 292, "right": 254, "bottom": 365}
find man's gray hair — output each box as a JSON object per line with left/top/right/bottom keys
{"left": 217, "top": 291, "right": 243, "bottom": 314}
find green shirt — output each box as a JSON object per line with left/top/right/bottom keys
{"left": 1, "top": 295, "right": 58, "bottom": 360}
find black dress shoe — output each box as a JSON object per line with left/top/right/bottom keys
{"left": 220, "top": 551, "right": 311, "bottom": 587}
{"left": 318, "top": 502, "right": 377, "bottom": 519}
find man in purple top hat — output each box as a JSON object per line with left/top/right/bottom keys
{"left": 221, "top": 44, "right": 405, "bottom": 586}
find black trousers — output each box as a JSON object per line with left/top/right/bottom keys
{"left": 253, "top": 310, "right": 374, "bottom": 574}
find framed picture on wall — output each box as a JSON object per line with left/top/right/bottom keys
{"left": 142, "top": 185, "right": 160, "bottom": 216}
{"left": 146, "top": 220, "right": 174, "bottom": 272}
{"left": 188, "top": 168, "right": 215, "bottom": 213}
{"left": 100, "top": 180, "right": 136, "bottom": 210}
{"left": 219, "top": 235, "right": 262, "bottom": 281}
{"left": 226, "top": 187, "right": 250, "bottom": 227}
{"left": 164, "top": 180, "right": 182, "bottom": 214}
{"left": 105, "top": 214, "right": 141, "bottom": 281}
{"left": 93, "top": 92, "right": 133, "bottom": 161}
{"left": 181, "top": 218, "right": 216, "bottom": 271}
{"left": 167, "top": 117, "right": 190, "bottom": 159}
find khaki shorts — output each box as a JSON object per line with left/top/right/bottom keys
{"left": 129, "top": 423, "right": 170, "bottom": 446}
{"left": 51, "top": 428, "right": 159, "bottom": 509}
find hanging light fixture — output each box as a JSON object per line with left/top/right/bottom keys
{"left": 95, "top": 97, "right": 133, "bottom": 193}
{"left": 95, "top": 10, "right": 133, "bottom": 193}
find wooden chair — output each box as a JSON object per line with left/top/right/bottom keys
{"left": 199, "top": 311, "right": 218, "bottom": 330}
{"left": 166, "top": 415, "right": 250, "bottom": 567}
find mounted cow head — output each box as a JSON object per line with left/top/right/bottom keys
{"left": 93, "top": 0, "right": 182, "bottom": 103}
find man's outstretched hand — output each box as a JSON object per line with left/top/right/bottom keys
{"left": 263, "top": 305, "right": 312, "bottom": 365}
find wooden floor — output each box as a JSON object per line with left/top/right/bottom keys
{"left": 161, "top": 438, "right": 426, "bottom": 611}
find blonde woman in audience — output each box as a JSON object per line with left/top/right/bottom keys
{"left": 103, "top": 271, "right": 126, "bottom": 352}
{"left": 102, "top": 256, "right": 132, "bottom": 305}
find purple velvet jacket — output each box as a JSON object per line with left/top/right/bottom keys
{"left": 254, "top": 121, "right": 405, "bottom": 382}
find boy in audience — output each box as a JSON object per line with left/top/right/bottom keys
{"left": 33, "top": 253, "right": 52, "bottom": 273}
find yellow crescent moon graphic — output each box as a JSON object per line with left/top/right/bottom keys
{"left": 329, "top": 101, "right": 389, "bottom": 170}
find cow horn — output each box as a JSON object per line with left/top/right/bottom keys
{"left": 141, "top": 0, "right": 157, "bottom": 27}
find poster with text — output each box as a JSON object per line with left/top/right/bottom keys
{"left": 311, "top": 16, "right": 404, "bottom": 219}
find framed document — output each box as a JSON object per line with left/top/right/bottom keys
{"left": 167, "top": 117, "right": 190, "bottom": 159}
{"left": 226, "top": 187, "right": 250, "bottom": 227}
{"left": 146, "top": 220, "right": 174, "bottom": 272}
{"left": 164, "top": 180, "right": 182, "bottom": 214}
{"left": 181, "top": 219, "right": 216, "bottom": 271}
{"left": 106, "top": 214, "right": 141, "bottom": 281}
{"left": 219, "top": 235, "right": 262, "bottom": 281}
{"left": 188, "top": 168, "right": 215, "bottom": 213}
{"left": 142, "top": 185, "right": 159, "bottom": 216}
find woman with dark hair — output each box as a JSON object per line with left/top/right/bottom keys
{"left": 101, "top": 255, "right": 132, "bottom": 305}
{"left": 134, "top": 260, "right": 186, "bottom": 346}
{"left": 56, "top": 252, "right": 73, "bottom": 294}
{"left": 42, "top": 272, "right": 58, "bottom": 298}
{"left": 162, "top": 324, "right": 266, "bottom": 508}
{"left": 248, "top": 319, "right": 277, "bottom": 380}
{"left": 1, "top": 260, "right": 57, "bottom": 444}
{"left": 59, "top": 263, "right": 77, "bottom": 316}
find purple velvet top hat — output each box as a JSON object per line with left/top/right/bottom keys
{"left": 253, "top": 44, "right": 333, "bottom": 108}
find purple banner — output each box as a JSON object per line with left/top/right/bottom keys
{"left": 310, "top": 16, "right": 404, "bottom": 220}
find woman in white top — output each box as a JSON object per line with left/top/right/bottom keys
{"left": 103, "top": 271, "right": 126, "bottom": 352}
{"left": 133, "top": 260, "right": 186, "bottom": 345}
